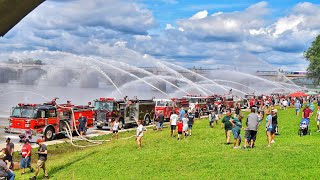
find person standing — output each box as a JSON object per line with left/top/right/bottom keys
{"left": 230, "top": 117, "right": 242, "bottom": 149}
{"left": 5, "top": 138, "right": 14, "bottom": 170}
{"left": 111, "top": 119, "right": 119, "bottom": 140}
{"left": 179, "top": 107, "right": 185, "bottom": 120}
{"left": 136, "top": 120, "right": 144, "bottom": 149}
{"left": 170, "top": 111, "right": 179, "bottom": 137}
{"left": 221, "top": 109, "right": 233, "bottom": 145}
{"left": 302, "top": 104, "right": 313, "bottom": 120}
{"left": 266, "top": 110, "right": 273, "bottom": 147}
{"left": 271, "top": 109, "right": 278, "bottom": 143}
{"left": 295, "top": 100, "right": 301, "bottom": 116}
{"left": 209, "top": 111, "right": 215, "bottom": 128}
{"left": 176, "top": 119, "right": 183, "bottom": 140}
{"left": 78, "top": 113, "right": 87, "bottom": 136}
{"left": 20, "top": 139, "right": 33, "bottom": 175}
{"left": 30, "top": 139, "right": 48, "bottom": 180}
{"left": 0, "top": 152, "right": 15, "bottom": 180}
{"left": 157, "top": 111, "right": 164, "bottom": 131}
{"left": 235, "top": 103, "right": 241, "bottom": 118}
{"left": 187, "top": 111, "right": 195, "bottom": 136}
{"left": 182, "top": 114, "right": 189, "bottom": 138}
{"left": 244, "top": 108, "right": 260, "bottom": 149}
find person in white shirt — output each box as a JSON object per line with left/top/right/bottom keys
{"left": 282, "top": 99, "right": 288, "bottom": 110}
{"left": 136, "top": 120, "right": 144, "bottom": 149}
{"left": 170, "top": 111, "right": 179, "bottom": 137}
{"left": 111, "top": 119, "right": 119, "bottom": 140}
{"left": 182, "top": 114, "right": 189, "bottom": 138}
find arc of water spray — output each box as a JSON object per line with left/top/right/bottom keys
{"left": 160, "top": 61, "right": 229, "bottom": 92}
{"left": 100, "top": 58, "right": 190, "bottom": 95}
{"left": 154, "top": 62, "right": 212, "bottom": 95}
{"left": 0, "top": 91, "right": 51, "bottom": 101}
{"left": 254, "top": 57, "right": 301, "bottom": 90}
{"left": 43, "top": 51, "right": 122, "bottom": 96}
{"left": 87, "top": 57, "right": 169, "bottom": 97}
{"left": 212, "top": 79, "right": 263, "bottom": 95}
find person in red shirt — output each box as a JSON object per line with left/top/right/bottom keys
{"left": 176, "top": 120, "right": 183, "bottom": 140}
{"left": 302, "top": 104, "right": 313, "bottom": 120}
{"left": 20, "top": 139, "right": 33, "bottom": 175}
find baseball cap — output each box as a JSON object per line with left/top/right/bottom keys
{"left": 36, "top": 139, "right": 43, "bottom": 144}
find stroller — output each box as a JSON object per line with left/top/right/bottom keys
{"left": 298, "top": 118, "right": 311, "bottom": 136}
{"left": 19, "top": 129, "right": 33, "bottom": 142}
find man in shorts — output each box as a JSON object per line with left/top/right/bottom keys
{"left": 170, "top": 111, "right": 179, "bottom": 137}
{"left": 5, "top": 138, "right": 14, "bottom": 170}
{"left": 30, "top": 139, "right": 48, "bottom": 180}
{"left": 243, "top": 108, "right": 260, "bottom": 149}
{"left": 221, "top": 109, "right": 233, "bottom": 145}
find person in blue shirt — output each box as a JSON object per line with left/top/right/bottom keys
{"left": 266, "top": 110, "right": 273, "bottom": 147}
{"left": 179, "top": 107, "right": 185, "bottom": 120}
{"left": 295, "top": 100, "right": 301, "bottom": 116}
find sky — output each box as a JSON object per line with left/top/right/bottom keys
{"left": 1, "top": 0, "right": 320, "bottom": 71}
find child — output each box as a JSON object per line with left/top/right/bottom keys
{"left": 209, "top": 111, "right": 215, "bottom": 128}
{"left": 230, "top": 117, "right": 242, "bottom": 149}
{"left": 136, "top": 120, "right": 144, "bottom": 149}
{"left": 176, "top": 119, "right": 183, "bottom": 140}
{"left": 182, "top": 114, "right": 189, "bottom": 137}
{"left": 111, "top": 119, "right": 119, "bottom": 140}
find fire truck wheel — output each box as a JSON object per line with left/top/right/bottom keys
{"left": 144, "top": 115, "right": 150, "bottom": 125}
{"left": 119, "top": 119, "right": 125, "bottom": 129}
{"left": 44, "top": 127, "right": 55, "bottom": 141}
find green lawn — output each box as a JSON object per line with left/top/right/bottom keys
{"left": 15, "top": 106, "right": 320, "bottom": 180}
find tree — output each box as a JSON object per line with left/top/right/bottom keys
{"left": 304, "top": 35, "right": 320, "bottom": 86}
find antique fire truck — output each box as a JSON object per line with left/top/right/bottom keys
{"left": 5, "top": 100, "right": 94, "bottom": 141}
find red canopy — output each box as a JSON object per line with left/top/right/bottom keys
{"left": 288, "top": 91, "right": 308, "bottom": 97}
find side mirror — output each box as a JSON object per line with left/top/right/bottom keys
{"left": 41, "top": 111, "right": 45, "bottom": 118}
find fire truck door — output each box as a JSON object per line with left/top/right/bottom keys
{"left": 128, "top": 103, "right": 138, "bottom": 123}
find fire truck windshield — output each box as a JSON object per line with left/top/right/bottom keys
{"left": 11, "top": 107, "right": 36, "bottom": 118}
{"left": 156, "top": 101, "right": 170, "bottom": 107}
{"left": 94, "top": 101, "right": 115, "bottom": 111}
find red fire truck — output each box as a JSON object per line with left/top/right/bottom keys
{"left": 94, "top": 97, "right": 155, "bottom": 129}
{"left": 154, "top": 99, "right": 178, "bottom": 121}
{"left": 5, "top": 101, "right": 94, "bottom": 141}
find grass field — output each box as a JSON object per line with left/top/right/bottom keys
{"left": 14, "top": 106, "right": 320, "bottom": 180}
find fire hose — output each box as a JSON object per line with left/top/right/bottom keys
{"left": 60, "top": 107, "right": 136, "bottom": 148}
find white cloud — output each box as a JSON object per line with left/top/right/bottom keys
{"left": 165, "top": 24, "right": 175, "bottom": 30}
{"left": 189, "top": 10, "right": 208, "bottom": 20}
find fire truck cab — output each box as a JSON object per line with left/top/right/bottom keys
{"left": 5, "top": 102, "right": 94, "bottom": 141}
{"left": 154, "top": 99, "right": 177, "bottom": 121}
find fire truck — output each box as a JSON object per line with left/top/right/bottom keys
{"left": 5, "top": 101, "right": 94, "bottom": 141}
{"left": 94, "top": 98, "right": 155, "bottom": 129}
{"left": 154, "top": 99, "right": 178, "bottom": 121}
{"left": 183, "top": 95, "right": 210, "bottom": 114}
